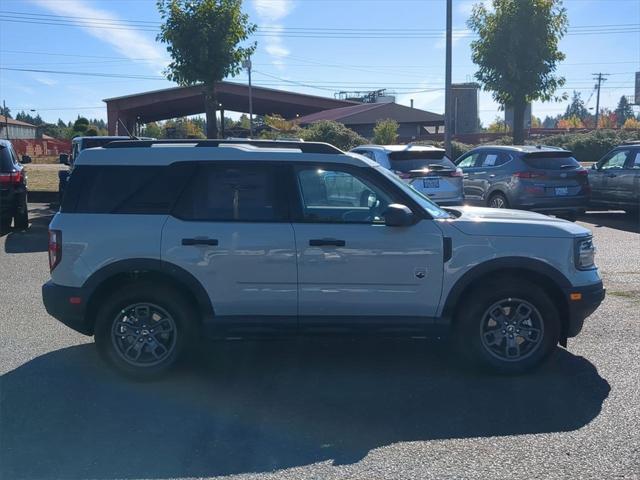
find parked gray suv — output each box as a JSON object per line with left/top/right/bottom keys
{"left": 589, "top": 143, "right": 640, "bottom": 215}
{"left": 455, "top": 146, "right": 589, "bottom": 217}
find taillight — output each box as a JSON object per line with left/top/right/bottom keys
{"left": 48, "top": 230, "right": 62, "bottom": 271}
{"left": 513, "top": 171, "right": 546, "bottom": 179}
{"left": 0, "top": 171, "right": 23, "bottom": 186}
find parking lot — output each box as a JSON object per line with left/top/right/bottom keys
{"left": 1, "top": 203, "right": 638, "bottom": 480}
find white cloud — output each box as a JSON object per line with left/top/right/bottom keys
{"left": 252, "top": 0, "right": 294, "bottom": 68}
{"left": 29, "top": 0, "right": 168, "bottom": 72}
{"left": 33, "top": 75, "right": 57, "bottom": 86}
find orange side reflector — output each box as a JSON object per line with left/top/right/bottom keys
{"left": 570, "top": 293, "right": 582, "bottom": 301}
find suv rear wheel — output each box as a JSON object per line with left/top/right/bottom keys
{"left": 94, "top": 282, "right": 197, "bottom": 379}
{"left": 454, "top": 279, "right": 560, "bottom": 373}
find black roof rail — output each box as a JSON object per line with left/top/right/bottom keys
{"left": 102, "top": 139, "right": 343, "bottom": 154}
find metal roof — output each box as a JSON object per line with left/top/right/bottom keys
{"left": 296, "top": 102, "right": 444, "bottom": 126}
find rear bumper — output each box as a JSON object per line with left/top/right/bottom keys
{"left": 512, "top": 195, "right": 588, "bottom": 213}
{"left": 42, "top": 280, "right": 93, "bottom": 335}
{"left": 564, "top": 280, "right": 605, "bottom": 338}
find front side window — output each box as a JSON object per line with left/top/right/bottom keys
{"left": 457, "top": 152, "right": 481, "bottom": 168}
{"left": 600, "top": 150, "right": 628, "bottom": 170}
{"left": 296, "top": 166, "right": 394, "bottom": 223}
{"left": 173, "top": 164, "right": 287, "bottom": 222}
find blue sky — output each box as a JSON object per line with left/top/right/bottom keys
{"left": 0, "top": 0, "right": 638, "bottom": 126}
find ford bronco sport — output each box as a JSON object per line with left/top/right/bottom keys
{"left": 42, "top": 139, "right": 605, "bottom": 378}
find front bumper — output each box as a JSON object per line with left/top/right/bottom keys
{"left": 564, "top": 280, "right": 605, "bottom": 338}
{"left": 42, "top": 280, "right": 93, "bottom": 335}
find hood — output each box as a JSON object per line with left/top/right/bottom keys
{"left": 443, "top": 206, "right": 591, "bottom": 238}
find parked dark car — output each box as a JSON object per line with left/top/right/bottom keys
{"left": 0, "top": 139, "right": 30, "bottom": 231}
{"left": 455, "top": 145, "right": 589, "bottom": 218}
{"left": 588, "top": 144, "right": 640, "bottom": 216}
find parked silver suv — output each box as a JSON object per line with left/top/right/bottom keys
{"left": 42, "top": 139, "right": 604, "bottom": 378}
{"left": 351, "top": 145, "right": 464, "bottom": 206}
{"left": 456, "top": 145, "right": 589, "bottom": 218}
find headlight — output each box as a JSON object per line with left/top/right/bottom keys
{"left": 575, "top": 237, "right": 596, "bottom": 270}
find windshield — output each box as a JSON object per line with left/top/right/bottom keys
{"left": 388, "top": 150, "right": 454, "bottom": 172}
{"left": 376, "top": 165, "right": 451, "bottom": 219}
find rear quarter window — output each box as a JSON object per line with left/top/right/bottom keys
{"left": 522, "top": 153, "right": 580, "bottom": 170}
{"left": 61, "top": 164, "right": 194, "bottom": 214}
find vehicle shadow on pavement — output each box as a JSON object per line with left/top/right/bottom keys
{"left": 3, "top": 207, "right": 53, "bottom": 253}
{"left": 580, "top": 211, "right": 640, "bottom": 234}
{"left": 0, "top": 339, "right": 610, "bottom": 480}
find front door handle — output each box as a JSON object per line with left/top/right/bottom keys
{"left": 606, "top": 173, "right": 617, "bottom": 178}
{"left": 309, "top": 238, "right": 346, "bottom": 247}
{"left": 182, "top": 238, "right": 219, "bottom": 246}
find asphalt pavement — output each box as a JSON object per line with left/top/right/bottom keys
{"left": 1, "top": 204, "right": 638, "bottom": 480}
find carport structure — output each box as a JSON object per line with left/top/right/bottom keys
{"left": 103, "top": 82, "right": 357, "bottom": 135}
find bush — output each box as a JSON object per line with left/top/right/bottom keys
{"left": 299, "top": 120, "right": 368, "bottom": 151}
{"left": 372, "top": 118, "right": 399, "bottom": 144}
{"left": 533, "top": 129, "right": 640, "bottom": 162}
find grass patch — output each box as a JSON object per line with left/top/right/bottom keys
{"left": 25, "top": 164, "right": 64, "bottom": 192}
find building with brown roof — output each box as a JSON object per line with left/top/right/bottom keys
{"left": 296, "top": 102, "right": 444, "bottom": 140}
{"left": 0, "top": 115, "right": 38, "bottom": 140}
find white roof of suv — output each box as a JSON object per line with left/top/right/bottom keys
{"left": 74, "top": 139, "right": 376, "bottom": 167}
{"left": 356, "top": 144, "right": 445, "bottom": 153}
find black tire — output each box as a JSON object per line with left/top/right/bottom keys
{"left": 94, "top": 282, "right": 198, "bottom": 379}
{"left": 454, "top": 278, "right": 560, "bottom": 374}
{"left": 487, "top": 192, "right": 509, "bottom": 209}
{"left": 13, "top": 198, "right": 29, "bottom": 230}
{"left": 624, "top": 208, "right": 639, "bottom": 221}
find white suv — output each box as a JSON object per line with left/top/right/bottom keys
{"left": 42, "top": 139, "right": 605, "bottom": 378}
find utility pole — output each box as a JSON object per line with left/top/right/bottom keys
{"left": 444, "top": 0, "right": 453, "bottom": 157}
{"left": 593, "top": 73, "right": 609, "bottom": 129}
{"left": 243, "top": 58, "right": 254, "bottom": 137}
{"left": 2, "top": 100, "right": 9, "bottom": 139}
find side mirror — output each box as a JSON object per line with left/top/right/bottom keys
{"left": 21, "top": 155, "right": 32, "bottom": 164}
{"left": 59, "top": 153, "right": 69, "bottom": 165}
{"left": 591, "top": 163, "right": 597, "bottom": 170}
{"left": 384, "top": 204, "right": 415, "bottom": 227}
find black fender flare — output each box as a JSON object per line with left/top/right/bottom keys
{"left": 82, "top": 258, "right": 214, "bottom": 321}
{"left": 441, "top": 256, "right": 571, "bottom": 318}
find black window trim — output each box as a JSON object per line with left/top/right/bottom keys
{"left": 287, "top": 162, "right": 432, "bottom": 224}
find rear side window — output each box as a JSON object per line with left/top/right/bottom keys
{"left": 173, "top": 164, "right": 287, "bottom": 222}
{"left": 61, "top": 164, "right": 194, "bottom": 214}
{"left": 523, "top": 153, "right": 580, "bottom": 170}
{"left": 388, "top": 150, "right": 453, "bottom": 172}
{"left": 0, "top": 146, "right": 13, "bottom": 172}
{"left": 481, "top": 152, "right": 512, "bottom": 167}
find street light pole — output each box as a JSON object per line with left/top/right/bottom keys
{"left": 243, "top": 58, "right": 254, "bottom": 137}
{"left": 444, "top": 0, "right": 453, "bottom": 157}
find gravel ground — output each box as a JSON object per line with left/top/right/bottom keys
{"left": 0, "top": 205, "right": 638, "bottom": 480}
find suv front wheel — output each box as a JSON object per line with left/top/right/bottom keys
{"left": 94, "top": 282, "right": 197, "bottom": 379}
{"left": 454, "top": 279, "right": 560, "bottom": 373}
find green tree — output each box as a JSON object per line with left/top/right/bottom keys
{"left": 468, "top": 0, "right": 568, "bottom": 143}
{"left": 73, "top": 117, "right": 90, "bottom": 134}
{"left": 615, "top": 95, "right": 633, "bottom": 127}
{"left": 162, "top": 118, "right": 206, "bottom": 139}
{"left": 238, "top": 113, "right": 250, "bottom": 129}
{"left": 563, "top": 91, "right": 589, "bottom": 120}
{"left": 372, "top": 118, "right": 399, "bottom": 144}
{"left": 142, "top": 122, "right": 163, "bottom": 138}
{"left": 0, "top": 106, "right": 10, "bottom": 118}
{"left": 157, "top": 0, "right": 256, "bottom": 139}
{"left": 299, "top": 121, "right": 367, "bottom": 151}
{"left": 85, "top": 127, "right": 98, "bottom": 136}
{"left": 487, "top": 116, "right": 510, "bottom": 133}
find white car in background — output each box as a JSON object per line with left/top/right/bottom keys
{"left": 350, "top": 144, "right": 464, "bottom": 206}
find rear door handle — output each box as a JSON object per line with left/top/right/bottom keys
{"left": 309, "top": 238, "right": 346, "bottom": 247}
{"left": 182, "top": 238, "right": 219, "bottom": 246}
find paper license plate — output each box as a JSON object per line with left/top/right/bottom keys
{"left": 422, "top": 177, "right": 440, "bottom": 189}
{"left": 555, "top": 187, "right": 569, "bottom": 196}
